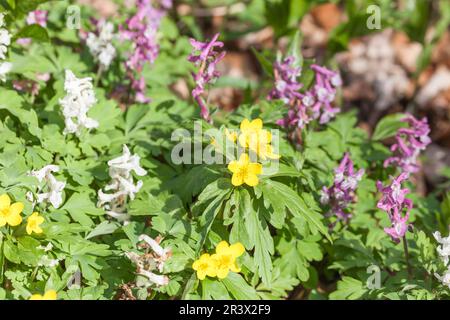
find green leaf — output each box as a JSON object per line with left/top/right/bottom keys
{"left": 15, "top": 24, "right": 49, "bottom": 42}
{"left": 263, "top": 180, "right": 331, "bottom": 241}
{"left": 329, "top": 277, "right": 367, "bottom": 300}
{"left": 61, "top": 192, "right": 104, "bottom": 227}
{"left": 372, "top": 113, "right": 407, "bottom": 141}
{"left": 86, "top": 221, "right": 119, "bottom": 240}
{"left": 221, "top": 272, "right": 260, "bottom": 300}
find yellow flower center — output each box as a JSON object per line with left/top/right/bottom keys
{"left": 215, "top": 254, "right": 232, "bottom": 269}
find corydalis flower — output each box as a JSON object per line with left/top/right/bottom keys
{"left": 433, "top": 230, "right": 450, "bottom": 289}
{"left": 27, "top": 10, "right": 48, "bottom": 26}
{"left": 86, "top": 19, "right": 116, "bottom": 69}
{"left": 97, "top": 145, "right": 147, "bottom": 222}
{"left": 320, "top": 153, "right": 364, "bottom": 223}
{"left": 59, "top": 70, "right": 99, "bottom": 136}
{"left": 434, "top": 231, "right": 450, "bottom": 266}
{"left": 273, "top": 61, "right": 342, "bottom": 130}
{"left": 17, "top": 10, "right": 48, "bottom": 46}
{"left": 125, "top": 234, "right": 171, "bottom": 287}
{"left": 120, "top": 0, "right": 171, "bottom": 103}
{"left": 268, "top": 56, "right": 302, "bottom": 104}
{"left": 29, "top": 165, "right": 66, "bottom": 208}
{"left": 0, "top": 13, "right": 11, "bottom": 60}
{"left": 188, "top": 33, "right": 226, "bottom": 122}
{"left": 384, "top": 114, "right": 431, "bottom": 174}
{"left": 0, "top": 13, "right": 11, "bottom": 82}
{"left": 376, "top": 173, "right": 412, "bottom": 243}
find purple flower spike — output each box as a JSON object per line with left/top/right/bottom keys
{"left": 272, "top": 59, "right": 342, "bottom": 131}
{"left": 268, "top": 56, "right": 303, "bottom": 104}
{"left": 120, "top": 0, "right": 171, "bottom": 103}
{"left": 188, "top": 33, "right": 226, "bottom": 122}
{"left": 384, "top": 114, "right": 431, "bottom": 174}
{"left": 320, "top": 153, "right": 364, "bottom": 224}
{"left": 377, "top": 173, "right": 413, "bottom": 243}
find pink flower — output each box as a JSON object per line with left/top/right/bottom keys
{"left": 384, "top": 114, "right": 431, "bottom": 174}
{"left": 188, "top": 33, "right": 226, "bottom": 122}
{"left": 17, "top": 10, "right": 48, "bottom": 46}
{"left": 273, "top": 61, "right": 342, "bottom": 130}
{"left": 320, "top": 153, "right": 364, "bottom": 223}
{"left": 120, "top": 0, "right": 171, "bottom": 103}
{"left": 377, "top": 173, "right": 413, "bottom": 243}
{"left": 383, "top": 206, "right": 410, "bottom": 242}
{"left": 26, "top": 10, "right": 48, "bottom": 27}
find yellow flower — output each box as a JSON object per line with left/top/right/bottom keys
{"left": 0, "top": 194, "right": 23, "bottom": 227}
{"left": 228, "top": 153, "right": 262, "bottom": 187}
{"left": 224, "top": 128, "right": 238, "bottom": 142}
{"left": 26, "top": 212, "right": 44, "bottom": 235}
{"left": 238, "top": 119, "right": 280, "bottom": 160}
{"left": 211, "top": 241, "right": 245, "bottom": 279}
{"left": 29, "top": 290, "right": 57, "bottom": 300}
{"left": 192, "top": 253, "right": 217, "bottom": 280}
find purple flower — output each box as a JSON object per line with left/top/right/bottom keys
{"left": 384, "top": 114, "right": 431, "bottom": 174}
{"left": 188, "top": 33, "right": 226, "bottom": 122}
{"left": 320, "top": 153, "right": 364, "bottom": 223}
{"left": 17, "top": 10, "right": 48, "bottom": 46}
{"left": 384, "top": 206, "right": 410, "bottom": 241}
{"left": 376, "top": 173, "right": 413, "bottom": 243}
{"left": 120, "top": 0, "right": 171, "bottom": 103}
{"left": 272, "top": 60, "right": 342, "bottom": 131}
{"left": 27, "top": 10, "right": 48, "bottom": 27}
{"left": 268, "top": 56, "right": 302, "bottom": 104}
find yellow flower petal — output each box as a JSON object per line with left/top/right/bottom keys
{"left": 238, "top": 153, "right": 250, "bottom": 165}
{"left": 240, "top": 119, "right": 251, "bottom": 131}
{"left": 6, "top": 212, "right": 22, "bottom": 227}
{"left": 29, "top": 294, "right": 43, "bottom": 300}
{"left": 9, "top": 202, "right": 24, "bottom": 216}
{"left": 0, "top": 216, "right": 6, "bottom": 227}
{"left": 249, "top": 119, "right": 263, "bottom": 131}
{"left": 247, "top": 163, "right": 262, "bottom": 175}
{"left": 215, "top": 241, "right": 229, "bottom": 254}
{"left": 244, "top": 174, "right": 259, "bottom": 187}
{"left": 227, "top": 160, "right": 239, "bottom": 173}
{"left": 229, "top": 242, "right": 245, "bottom": 258}
{"left": 216, "top": 267, "right": 229, "bottom": 279}
{"left": 0, "top": 194, "right": 10, "bottom": 210}
{"left": 43, "top": 290, "right": 57, "bottom": 300}
{"left": 231, "top": 173, "right": 244, "bottom": 186}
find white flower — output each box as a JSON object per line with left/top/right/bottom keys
{"left": 435, "top": 268, "right": 450, "bottom": 289}
{"left": 0, "top": 61, "right": 11, "bottom": 82}
{"left": 86, "top": 20, "right": 116, "bottom": 69}
{"left": 434, "top": 231, "right": 450, "bottom": 266}
{"left": 138, "top": 269, "right": 169, "bottom": 286}
{"left": 37, "top": 242, "right": 54, "bottom": 252}
{"left": 108, "top": 145, "right": 147, "bottom": 177}
{"left": 138, "top": 234, "right": 171, "bottom": 272}
{"left": 59, "top": 70, "right": 99, "bottom": 136}
{"left": 29, "top": 165, "right": 65, "bottom": 208}
{"left": 30, "top": 165, "right": 60, "bottom": 183}
{"left": 98, "top": 145, "right": 147, "bottom": 223}
{"left": 0, "top": 28, "right": 11, "bottom": 60}
{"left": 38, "top": 255, "right": 60, "bottom": 268}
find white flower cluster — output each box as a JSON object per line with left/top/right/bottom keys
{"left": 0, "top": 13, "right": 12, "bottom": 82}
{"left": 86, "top": 20, "right": 116, "bottom": 69}
{"left": 37, "top": 242, "right": 60, "bottom": 268}
{"left": 29, "top": 165, "right": 66, "bottom": 209}
{"left": 125, "top": 235, "right": 171, "bottom": 287}
{"left": 59, "top": 70, "right": 99, "bottom": 136}
{"left": 98, "top": 145, "right": 147, "bottom": 222}
{"left": 434, "top": 231, "right": 450, "bottom": 289}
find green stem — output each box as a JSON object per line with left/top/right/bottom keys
{"left": 403, "top": 236, "right": 412, "bottom": 279}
